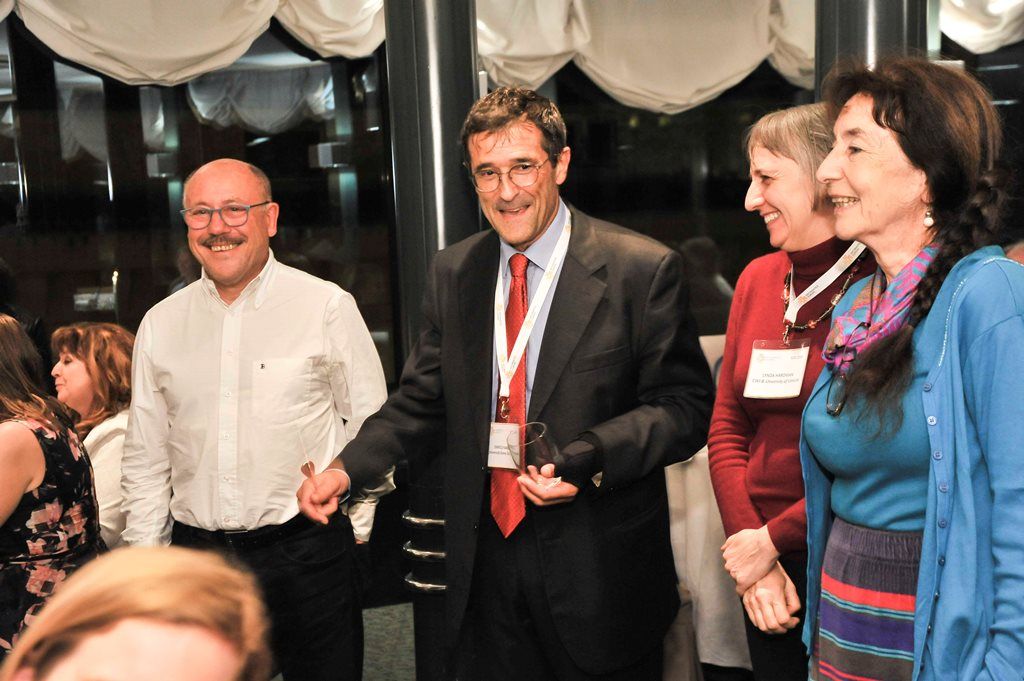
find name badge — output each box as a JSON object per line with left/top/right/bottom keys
{"left": 743, "top": 339, "right": 811, "bottom": 399}
{"left": 487, "top": 422, "right": 520, "bottom": 470}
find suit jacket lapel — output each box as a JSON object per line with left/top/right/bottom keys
{"left": 528, "top": 208, "right": 607, "bottom": 422}
{"left": 459, "top": 233, "right": 500, "bottom": 461}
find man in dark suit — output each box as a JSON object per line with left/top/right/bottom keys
{"left": 298, "top": 87, "right": 714, "bottom": 680}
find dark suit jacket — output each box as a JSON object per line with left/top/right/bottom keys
{"left": 344, "top": 207, "right": 714, "bottom": 673}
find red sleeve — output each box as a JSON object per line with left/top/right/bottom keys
{"left": 765, "top": 498, "right": 806, "bottom": 555}
{"left": 707, "top": 263, "right": 767, "bottom": 538}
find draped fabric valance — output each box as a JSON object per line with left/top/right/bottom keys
{"left": 940, "top": 0, "right": 1024, "bottom": 54}
{"left": 0, "top": 0, "right": 1016, "bottom": 129}
{"left": 5, "top": 0, "right": 383, "bottom": 86}
{"left": 187, "top": 64, "right": 334, "bottom": 134}
{"left": 476, "top": 0, "right": 812, "bottom": 114}
{"left": 57, "top": 86, "right": 164, "bottom": 162}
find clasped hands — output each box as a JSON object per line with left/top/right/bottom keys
{"left": 722, "top": 526, "right": 800, "bottom": 634}
{"left": 297, "top": 463, "right": 578, "bottom": 525}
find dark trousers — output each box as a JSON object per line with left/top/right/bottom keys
{"left": 743, "top": 554, "right": 809, "bottom": 681}
{"left": 452, "top": 512, "right": 662, "bottom": 681}
{"left": 171, "top": 513, "right": 362, "bottom": 681}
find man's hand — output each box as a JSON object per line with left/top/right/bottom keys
{"left": 742, "top": 562, "right": 801, "bottom": 634}
{"left": 722, "top": 525, "right": 781, "bottom": 593}
{"left": 517, "top": 464, "right": 578, "bottom": 506}
{"left": 297, "top": 468, "right": 351, "bottom": 525}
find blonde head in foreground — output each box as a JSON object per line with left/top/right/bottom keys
{"left": 0, "top": 547, "right": 271, "bottom": 681}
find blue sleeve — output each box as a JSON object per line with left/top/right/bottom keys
{"left": 963, "top": 314, "right": 1024, "bottom": 680}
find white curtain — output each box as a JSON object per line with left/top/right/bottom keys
{"left": 476, "top": 1, "right": 584, "bottom": 90}
{"left": 187, "top": 64, "right": 334, "bottom": 134}
{"left": 58, "top": 85, "right": 164, "bottom": 162}
{"left": 275, "top": 0, "right": 384, "bottom": 59}
{"left": 941, "top": 0, "right": 1024, "bottom": 53}
{"left": 4, "top": 0, "right": 1022, "bottom": 115}
{"left": 769, "top": 0, "right": 815, "bottom": 90}
{"left": 476, "top": 0, "right": 812, "bottom": 115}
{"left": 12, "top": 0, "right": 383, "bottom": 86}
{"left": 573, "top": 1, "right": 772, "bottom": 114}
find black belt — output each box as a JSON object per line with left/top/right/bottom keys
{"left": 172, "top": 512, "right": 317, "bottom": 552}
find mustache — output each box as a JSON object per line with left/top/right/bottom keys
{"left": 495, "top": 200, "right": 530, "bottom": 211}
{"left": 200, "top": 236, "right": 244, "bottom": 248}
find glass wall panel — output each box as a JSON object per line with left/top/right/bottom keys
{"left": 553, "top": 62, "right": 813, "bottom": 336}
{"left": 0, "top": 24, "right": 398, "bottom": 381}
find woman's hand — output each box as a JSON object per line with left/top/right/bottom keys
{"left": 722, "top": 525, "right": 781, "bottom": 593}
{"left": 742, "top": 562, "right": 801, "bottom": 634}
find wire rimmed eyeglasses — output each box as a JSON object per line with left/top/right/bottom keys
{"left": 468, "top": 159, "right": 551, "bottom": 193}
{"left": 180, "top": 201, "right": 272, "bottom": 230}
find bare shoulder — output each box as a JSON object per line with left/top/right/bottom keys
{"left": 0, "top": 420, "right": 44, "bottom": 471}
{"left": 0, "top": 419, "right": 38, "bottom": 445}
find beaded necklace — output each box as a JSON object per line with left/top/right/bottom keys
{"left": 781, "top": 252, "right": 866, "bottom": 344}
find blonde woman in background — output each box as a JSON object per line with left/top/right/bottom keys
{"left": 0, "top": 546, "right": 271, "bottom": 681}
{"left": 707, "top": 103, "right": 871, "bottom": 680}
{"left": 50, "top": 323, "right": 134, "bottom": 548}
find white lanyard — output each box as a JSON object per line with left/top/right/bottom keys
{"left": 783, "top": 241, "right": 866, "bottom": 325}
{"left": 493, "top": 218, "right": 572, "bottom": 399}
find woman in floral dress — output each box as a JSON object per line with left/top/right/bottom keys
{"left": 0, "top": 314, "right": 101, "bottom": 660}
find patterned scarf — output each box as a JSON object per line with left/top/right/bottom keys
{"left": 822, "top": 244, "right": 938, "bottom": 376}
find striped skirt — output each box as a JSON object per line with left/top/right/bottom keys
{"left": 811, "top": 517, "right": 922, "bottom": 681}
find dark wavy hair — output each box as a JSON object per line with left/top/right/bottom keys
{"left": 0, "top": 314, "right": 74, "bottom": 431}
{"left": 460, "top": 86, "right": 568, "bottom": 166}
{"left": 823, "top": 57, "right": 1006, "bottom": 428}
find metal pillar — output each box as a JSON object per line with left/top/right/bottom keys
{"left": 384, "top": 0, "right": 480, "bottom": 355}
{"left": 815, "top": 0, "right": 940, "bottom": 96}
{"left": 382, "top": 2, "right": 479, "bottom": 680}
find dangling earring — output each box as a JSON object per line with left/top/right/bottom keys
{"left": 923, "top": 208, "right": 935, "bottom": 228}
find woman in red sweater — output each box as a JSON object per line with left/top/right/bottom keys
{"left": 708, "top": 103, "right": 871, "bottom": 679}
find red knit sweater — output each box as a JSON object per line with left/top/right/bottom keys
{"left": 708, "top": 237, "right": 872, "bottom": 556}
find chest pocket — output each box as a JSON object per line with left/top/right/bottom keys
{"left": 251, "top": 358, "right": 312, "bottom": 424}
{"left": 572, "top": 345, "right": 630, "bottom": 373}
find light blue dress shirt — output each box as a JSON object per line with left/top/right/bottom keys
{"left": 489, "top": 199, "right": 570, "bottom": 419}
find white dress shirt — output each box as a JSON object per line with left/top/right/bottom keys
{"left": 121, "top": 251, "right": 390, "bottom": 546}
{"left": 83, "top": 409, "right": 128, "bottom": 549}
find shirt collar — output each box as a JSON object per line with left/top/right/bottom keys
{"left": 200, "top": 249, "right": 277, "bottom": 309}
{"left": 498, "top": 199, "right": 568, "bottom": 275}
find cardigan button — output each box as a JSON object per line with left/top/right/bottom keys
{"left": 938, "top": 518, "right": 948, "bottom": 528}
{"left": 939, "top": 483, "right": 949, "bottom": 493}
{"left": 932, "top": 451, "right": 943, "bottom": 460}
{"left": 927, "top": 415, "right": 937, "bottom": 426}
{"left": 923, "top": 382, "right": 932, "bottom": 391}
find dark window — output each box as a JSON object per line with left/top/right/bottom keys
{"left": 0, "top": 22, "right": 399, "bottom": 381}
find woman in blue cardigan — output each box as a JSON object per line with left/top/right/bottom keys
{"left": 802, "top": 56, "right": 1024, "bottom": 680}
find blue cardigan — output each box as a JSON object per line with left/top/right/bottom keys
{"left": 801, "top": 246, "right": 1024, "bottom": 680}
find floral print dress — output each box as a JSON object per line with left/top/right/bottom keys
{"left": 0, "top": 419, "right": 102, "bottom": 658}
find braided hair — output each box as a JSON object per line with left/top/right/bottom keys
{"left": 823, "top": 57, "right": 1007, "bottom": 430}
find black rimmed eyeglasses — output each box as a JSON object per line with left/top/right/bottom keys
{"left": 180, "top": 201, "right": 272, "bottom": 230}
{"left": 825, "top": 372, "right": 847, "bottom": 416}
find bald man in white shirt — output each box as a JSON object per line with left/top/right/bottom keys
{"left": 121, "top": 159, "right": 389, "bottom": 681}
